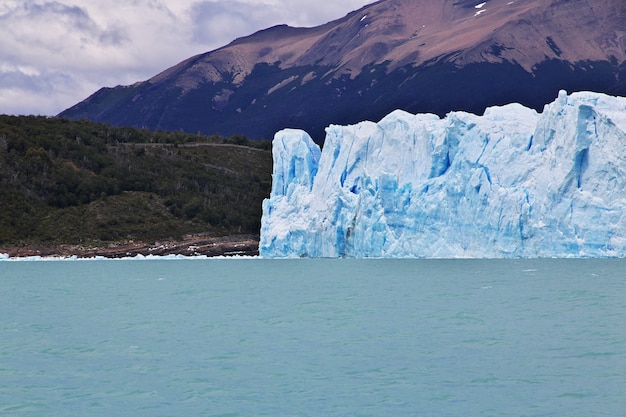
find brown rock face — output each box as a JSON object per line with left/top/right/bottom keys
{"left": 60, "top": 0, "right": 626, "bottom": 140}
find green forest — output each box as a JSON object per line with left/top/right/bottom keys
{"left": 0, "top": 115, "right": 272, "bottom": 248}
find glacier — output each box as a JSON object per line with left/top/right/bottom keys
{"left": 260, "top": 91, "right": 626, "bottom": 258}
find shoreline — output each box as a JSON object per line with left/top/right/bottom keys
{"left": 0, "top": 234, "right": 259, "bottom": 259}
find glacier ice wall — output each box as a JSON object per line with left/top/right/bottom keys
{"left": 260, "top": 91, "right": 626, "bottom": 258}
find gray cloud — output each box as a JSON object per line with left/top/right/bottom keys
{"left": 0, "top": 67, "right": 81, "bottom": 115}
{"left": 99, "top": 28, "right": 128, "bottom": 47}
{"left": 22, "top": 1, "right": 93, "bottom": 30}
{"left": 191, "top": 1, "right": 280, "bottom": 47}
{"left": 0, "top": 1, "right": 122, "bottom": 46}
{"left": 0, "top": 69, "right": 53, "bottom": 93}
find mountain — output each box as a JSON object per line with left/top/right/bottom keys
{"left": 260, "top": 91, "right": 626, "bottom": 258}
{"left": 59, "top": 0, "right": 626, "bottom": 141}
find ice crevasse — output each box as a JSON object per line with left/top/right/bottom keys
{"left": 260, "top": 91, "right": 626, "bottom": 258}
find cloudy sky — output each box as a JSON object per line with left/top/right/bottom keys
{"left": 0, "top": 0, "right": 373, "bottom": 116}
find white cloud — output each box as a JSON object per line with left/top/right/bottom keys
{"left": 0, "top": 0, "right": 372, "bottom": 116}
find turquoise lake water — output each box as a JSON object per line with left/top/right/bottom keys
{"left": 1, "top": 258, "right": 625, "bottom": 416}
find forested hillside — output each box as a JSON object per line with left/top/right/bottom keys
{"left": 0, "top": 115, "right": 272, "bottom": 250}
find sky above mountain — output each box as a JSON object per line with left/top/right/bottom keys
{"left": 0, "top": 0, "right": 373, "bottom": 116}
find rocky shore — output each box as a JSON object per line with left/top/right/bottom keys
{"left": 0, "top": 234, "right": 259, "bottom": 259}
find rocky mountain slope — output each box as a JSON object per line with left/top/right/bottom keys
{"left": 59, "top": 0, "right": 626, "bottom": 141}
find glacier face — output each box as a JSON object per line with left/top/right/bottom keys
{"left": 260, "top": 91, "right": 626, "bottom": 258}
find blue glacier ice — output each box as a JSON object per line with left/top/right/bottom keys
{"left": 260, "top": 91, "right": 626, "bottom": 258}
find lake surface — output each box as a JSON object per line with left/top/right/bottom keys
{"left": 1, "top": 258, "right": 625, "bottom": 416}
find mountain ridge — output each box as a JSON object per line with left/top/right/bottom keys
{"left": 59, "top": 0, "right": 626, "bottom": 140}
